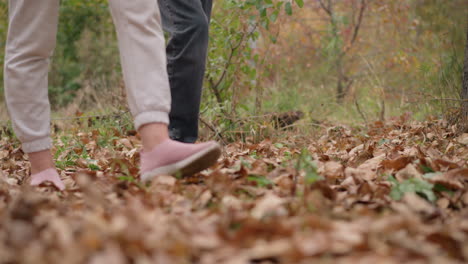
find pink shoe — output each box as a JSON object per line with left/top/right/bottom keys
{"left": 30, "top": 168, "right": 65, "bottom": 191}
{"left": 140, "top": 139, "right": 221, "bottom": 182}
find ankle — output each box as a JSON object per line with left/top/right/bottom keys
{"left": 28, "top": 150, "right": 56, "bottom": 175}
{"left": 31, "top": 165, "right": 55, "bottom": 175}
{"left": 139, "top": 123, "right": 170, "bottom": 152}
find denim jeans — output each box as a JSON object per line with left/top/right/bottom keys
{"left": 158, "top": 0, "right": 213, "bottom": 143}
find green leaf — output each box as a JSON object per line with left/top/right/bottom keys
{"left": 117, "top": 175, "right": 136, "bottom": 182}
{"left": 274, "top": 143, "right": 284, "bottom": 148}
{"left": 434, "top": 184, "right": 454, "bottom": 195}
{"left": 298, "top": 150, "right": 322, "bottom": 184}
{"left": 388, "top": 175, "right": 437, "bottom": 202}
{"left": 260, "top": 7, "right": 267, "bottom": 17}
{"left": 88, "top": 164, "right": 101, "bottom": 171}
{"left": 420, "top": 164, "right": 435, "bottom": 173}
{"left": 378, "top": 138, "right": 390, "bottom": 145}
{"left": 269, "top": 35, "right": 277, "bottom": 43}
{"left": 422, "top": 172, "right": 442, "bottom": 179}
{"left": 285, "top": 2, "right": 293, "bottom": 15}
{"left": 295, "top": 0, "right": 304, "bottom": 8}
{"left": 270, "top": 9, "right": 279, "bottom": 23}
{"left": 247, "top": 175, "right": 273, "bottom": 187}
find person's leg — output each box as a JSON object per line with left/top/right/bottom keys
{"left": 159, "top": 0, "right": 213, "bottom": 143}
{"left": 107, "top": 0, "right": 220, "bottom": 182}
{"left": 4, "top": 0, "right": 64, "bottom": 190}
{"left": 139, "top": 123, "right": 169, "bottom": 152}
{"left": 107, "top": 0, "right": 171, "bottom": 152}
{"left": 201, "top": 0, "right": 214, "bottom": 21}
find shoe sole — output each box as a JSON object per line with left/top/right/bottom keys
{"left": 140, "top": 143, "right": 221, "bottom": 183}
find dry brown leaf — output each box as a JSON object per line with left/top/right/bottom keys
{"left": 395, "top": 163, "right": 422, "bottom": 181}
{"left": 456, "top": 133, "right": 468, "bottom": 145}
{"left": 221, "top": 195, "right": 243, "bottom": 210}
{"left": 321, "top": 161, "right": 344, "bottom": 179}
{"left": 345, "top": 167, "right": 377, "bottom": 181}
{"left": 402, "top": 193, "right": 437, "bottom": 216}
{"left": 294, "top": 231, "right": 330, "bottom": 256}
{"left": 445, "top": 168, "right": 468, "bottom": 179}
{"left": 192, "top": 233, "right": 221, "bottom": 250}
{"left": 311, "top": 180, "right": 337, "bottom": 200}
{"left": 382, "top": 156, "right": 413, "bottom": 171}
{"left": 152, "top": 174, "right": 176, "bottom": 187}
{"left": 251, "top": 193, "right": 286, "bottom": 219}
{"left": 427, "top": 170, "right": 465, "bottom": 190}
{"left": 194, "top": 190, "right": 213, "bottom": 209}
{"left": 246, "top": 239, "right": 293, "bottom": 260}
{"left": 117, "top": 138, "right": 133, "bottom": 149}
{"left": 89, "top": 244, "right": 126, "bottom": 264}
{"left": 0, "top": 117, "right": 467, "bottom": 263}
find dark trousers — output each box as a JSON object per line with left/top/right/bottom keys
{"left": 158, "top": 0, "right": 213, "bottom": 143}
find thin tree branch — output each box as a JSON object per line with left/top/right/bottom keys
{"left": 208, "top": 78, "right": 223, "bottom": 105}
{"left": 317, "top": 0, "right": 332, "bottom": 16}
{"left": 199, "top": 117, "right": 228, "bottom": 145}
{"left": 209, "top": 25, "right": 258, "bottom": 98}
{"left": 354, "top": 99, "right": 368, "bottom": 123}
{"left": 343, "top": 0, "right": 367, "bottom": 54}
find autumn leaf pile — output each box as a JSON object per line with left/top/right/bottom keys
{"left": 0, "top": 115, "right": 467, "bottom": 264}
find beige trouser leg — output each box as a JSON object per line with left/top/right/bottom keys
{"left": 4, "top": 0, "right": 171, "bottom": 153}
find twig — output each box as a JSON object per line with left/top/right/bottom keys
{"left": 208, "top": 24, "right": 258, "bottom": 106}
{"left": 317, "top": 0, "right": 332, "bottom": 16}
{"left": 343, "top": 0, "right": 367, "bottom": 54}
{"left": 380, "top": 98, "right": 386, "bottom": 122}
{"left": 52, "top": 111, "right": 130, "bottom": 121}
{"left": 430, "top": 98, "right": 468, "bottom": 102}
{"left": 0, "top": 111, "right": 130, "bottom": 126}
{"left": 354, "top": 99, "right": 368, "bottom": 123}
{"left": 279, "top": 122, "right": 328, "bottom": 130}
{"left": 199, "top": 117, "right": 227, "bottom": 145}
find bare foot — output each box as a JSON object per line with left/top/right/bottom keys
{"left": 28, "top": 149, "right": 65, "bottom": 190}
{"left": 28, "top": 149, "right": 55, "bottom": 175}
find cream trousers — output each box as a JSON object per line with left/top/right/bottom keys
{"left": 4, "top": 0, "right": 171, "bottom": 153}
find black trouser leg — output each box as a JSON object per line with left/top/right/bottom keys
{"left": 159, "top": 0, "right": 213, "bottom": 143}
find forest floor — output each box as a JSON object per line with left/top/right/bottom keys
{"left": 0, "top": 115, "right": 467, "bottom": 264}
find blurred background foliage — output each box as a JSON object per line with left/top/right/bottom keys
{"left": 0, "top": 0, "right": 466, "bottom": 140}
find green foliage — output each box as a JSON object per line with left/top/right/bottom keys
{"left": 50, "top": 0, "right": 116, "bottom": 107}
{"left": 0, "top": 0, "right": 464, "bottom": 130}
{"left": 247, "top": 175, "right": 273, "bottom": 187}
{"left": 294, "top": 0, "right": 304, "bottom": 8}
{"left": 423, "top": 172, "right": 455, "bottom": 195}
{"left": 204, "top": 0, "right": 302, "bottom": 115}
{"left": 388, "top": 175, "right": 436, "bottom": 202}
{"left": 0, "top": 1, "right": 117, "bottom": 108}
{"left": 54, "top": 135, "right": 84, "bottom": 169}
{"left": 297, "top": 150, "right": 322, "bottom": 184}
{"left": 0, "top": 0, "right": 303, "bottom": 114}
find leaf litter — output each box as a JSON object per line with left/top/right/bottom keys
{"left": 0, "top": 116, "right": 467, "bottom": 263}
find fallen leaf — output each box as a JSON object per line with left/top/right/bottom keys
{"left": 322, "top": 161, "right": 344, "bottom": 179}
{"left": 251, "top": 193, "right": 286, "bottom": 219}
{"left": 382, "top": 156, "right": 413, "bottom": 171}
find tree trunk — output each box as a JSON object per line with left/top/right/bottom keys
{"left": 461, "top": 23, "right": 468, "bottom": 133}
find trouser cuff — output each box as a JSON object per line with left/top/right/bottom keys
{"left": 134, "top": 111, "right": 169, "bottom": 130}
{"left": 22, "top": 137, "right": 52, "bottom": 153}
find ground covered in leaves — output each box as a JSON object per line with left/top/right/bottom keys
{"left": 0, "top": 116, "right": 467, "bottom": 264}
